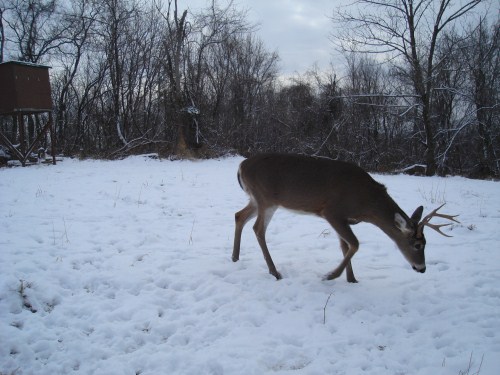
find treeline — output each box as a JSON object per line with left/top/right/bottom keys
{"left": 0, "top": 0, "right": 499, "bottom": 177}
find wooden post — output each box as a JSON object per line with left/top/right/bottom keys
{"left": 18, "top": 114, "right": 26, "bottom": 166}
{"left": 49, "top": 112, "right": 56, "bottom": 165}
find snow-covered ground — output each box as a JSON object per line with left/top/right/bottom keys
{"left": 1, "top": 156, "right": 499, "bottom": 375}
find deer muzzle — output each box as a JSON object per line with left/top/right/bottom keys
{"left": 412, "top": 264, "right": 426, "bottom": 273}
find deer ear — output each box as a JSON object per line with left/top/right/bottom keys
{"left": 410, "top": 206, "right": 424, "bottom": 224}
{"left": 394, "top": 213, "right": 413, "bottom": 234}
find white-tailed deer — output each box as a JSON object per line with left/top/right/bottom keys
{"left": 232, "top": 153, "right": 459, "bottom": 282}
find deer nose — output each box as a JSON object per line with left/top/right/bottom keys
{"left": 412, "top": 265, "right": 426, "bottom": 273}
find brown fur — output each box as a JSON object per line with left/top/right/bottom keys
{"left": 232, "top": 153, "right": 428, "bottom": 282}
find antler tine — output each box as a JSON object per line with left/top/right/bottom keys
{"left": 419, "top": 203, "right": 444, "bottom": 225}
{"left": 418, "top": 203, "right": 460, "bottom": 237}
{"left": 431, "top": 212, "right": 460, "bottom": 223}
{"left": 425, "top": 223, "right": 453, "bottom": 237}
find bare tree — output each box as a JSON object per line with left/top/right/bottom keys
{"left": 3, "top": 0, "right": 68, "bottom": 63}
{"left": 0, "top": 6, "right": 5, "bottom": 62}
{"left": 333, "top": 0, "right": 484, "bottom": 175}
{"left": 155, "top": 0, "right": 267, "bottom": 157}
{"left": 53, "top": 0, "right": 98, "bottom": 152}
{"left": 94, "top": 0, "right": 139, "bottom": 148}
{"left": 340, "top": 54, "right": 392, "bottom": 167}
{"left": 154, "top": 0, "right": 192, "bottom": 156}
{"left": 219, "top": 34, "right": 278, "bottom": 153}
{"left": 461, "top": 17, "right": 500, "bottom": 176}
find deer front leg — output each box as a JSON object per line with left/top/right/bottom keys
{"left": 322, "top": 214, "right": 359, "bottom": 281}
{"left": 324, "top": 242, "right": 359, "bottom": 281}
{"left": 340, "top": 239, "right": 358, "bottom": 283}
{"left": 253, "top": 207, "right": 281, "bottom": 280}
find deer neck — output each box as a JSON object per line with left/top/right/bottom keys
{"left": 368, "top": 197, "right": 409, "bottom": 242}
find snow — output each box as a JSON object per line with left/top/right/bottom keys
{"left": 1, "top": 155, "right": 499, "bottom": 375}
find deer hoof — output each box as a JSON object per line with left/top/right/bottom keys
{"left": 323, "top": 271, "right": 341, "bottom": 281}
{"left": 271, "top": 271, "right": 282, "bottom": 280}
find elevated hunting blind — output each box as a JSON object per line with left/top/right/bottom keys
{"left": 0, "top": 61, "right": 56, "bottom": 166}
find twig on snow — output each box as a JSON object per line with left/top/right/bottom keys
{"left": 323, "top": 293, "right": 333, "bottom": 324}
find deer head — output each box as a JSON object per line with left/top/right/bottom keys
{"left": 393, "top": 203, "right": 459, "bottom": 274}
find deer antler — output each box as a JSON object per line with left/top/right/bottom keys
{"left": 417, "top": 203, "right": 460, "bottom": 237}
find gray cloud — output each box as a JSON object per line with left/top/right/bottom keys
{"left": 243, "top": 0, "right": 334, "bottom": 74}
{"left": 188, "top": 0, "right": 336, "bottom": 75}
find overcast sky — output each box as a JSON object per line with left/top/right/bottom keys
{"left": 188, "top": 0, "right": 338, "bottom": 76}
{"left": 188, "top": 0, "right": 499, "bottom": 77}
{"left": 239, "top": 0, "right": 337, "bottom": 75}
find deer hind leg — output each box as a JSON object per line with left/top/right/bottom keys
{"left": 322, "top": 215, "right": 359, "bottom": 281}
{"left": 253, "top": 206, "right": 281, "bottom": 280}
{"left": 232, "top": 202, "right": 257, "bottom": 262}
{"left": 340, "top": 239, "right": 358, "bottom": 283}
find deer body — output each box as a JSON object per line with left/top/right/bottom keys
{"left": 232, "top": 153, "right": 458, "bottom": 282}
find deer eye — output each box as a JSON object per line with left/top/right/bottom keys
{"left": 414, "top": 243, "right": 424, "bottom": 251}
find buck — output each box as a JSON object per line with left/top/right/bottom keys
{"left": 232, "top": 153, "right": 459, "bottom": 282}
